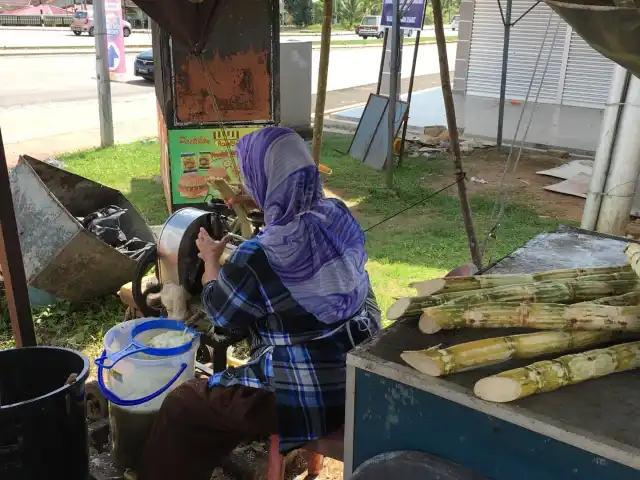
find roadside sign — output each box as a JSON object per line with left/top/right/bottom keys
{"left": 168, "top": 126, "right": 264, "bottom": 204}
{"left": 381, "top": 0, "right": 427, "bottom": 30}
{"left": 105, "top": 0, "right": 126, "bottom": 74}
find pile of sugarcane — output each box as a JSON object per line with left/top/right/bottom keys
{"left": 394, "top": 244, "right": 640, "bottom": 403}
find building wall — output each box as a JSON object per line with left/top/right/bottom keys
{"left": 453, "top": 0, "right": 617, "bottom": 151}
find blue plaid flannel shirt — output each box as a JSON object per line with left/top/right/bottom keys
{"left": 202, "top": 239, "right": 381, "bottom": 452}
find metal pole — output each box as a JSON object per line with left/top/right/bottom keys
{"left": 398, "top": 29, "right": 421, "bottom": 167}
{"left": 376, "top": 29, "right": 389, "bottom": 95}
{"left": 432, "top": 0, "right": 482, "bottom": 268}
{"left": 595, "top": 74, "right": 640, "bottom": 236}
{"left": 385, "top": 0, "right": 401, "bottom": 188}
{"left": 0, "top": 130, "right": 36, "bottom": 347}
{"left": 496, "top": 0, "right": 512, "bottom": 148}
{"left": 581, "top": 65, "right": 630, "bottom": 231}
{"left": 94, "top": 0, "right": 114, "bottom": 147}
{"left": 311, "top": 0, "right": 333, "bottom": 165}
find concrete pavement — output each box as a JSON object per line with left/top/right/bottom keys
{"left": 1, "top": 42, "right": 456, "bottom": 167}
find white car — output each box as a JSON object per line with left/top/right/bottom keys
{"left": 451, "top": 15, "right": 460, "bottom": 31}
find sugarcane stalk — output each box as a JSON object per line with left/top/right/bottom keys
{"left": 387, "top": 279, "right": 640, "bottom": 320}
{"left": 409, "top": 265, "right": 632, "bottom": 297}
{"left": 418, "top": 301, "right": 640, "bottom": 334}
{"left": 474, "top": 341, "right": 640, "bottom": 403}
{"left": 401, "top": 331, "right": 614, "bottom": 377}
{"left": 577, "top": 291, "right": 640, "bottom": 307}
{"left": 625, "top": 243, "right": 640, "bottom": 279}
{"left": 210, "top": 178, "right": 253, "bottom": 239}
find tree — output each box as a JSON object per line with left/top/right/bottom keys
{"left": 336, "top": 0, "right": 366, "bottom": 28}
{"left": 360, "top": 0, "right": 382, "bottom": 15}
{"left": 284, "top": 0, "right": 314, "bottom": 26}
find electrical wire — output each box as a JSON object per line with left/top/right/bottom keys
{"left": 364, "top": 175, "right": 465, "bottom": 233}
{"left": 480, "top": 13, "right": 561, "bottom": 261}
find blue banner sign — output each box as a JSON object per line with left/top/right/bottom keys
{"left": 381, "top": 0, "right": 427, "bottom": 30}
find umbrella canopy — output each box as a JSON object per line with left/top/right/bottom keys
{"left": 547, "top": 0, "right": 640, "bottom": 78}
{"left": 134, "top": 0, "right": 224, "bottom": 53}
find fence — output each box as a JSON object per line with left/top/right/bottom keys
{"left": 0, "top": 15, "right": 73, "bottom": 27}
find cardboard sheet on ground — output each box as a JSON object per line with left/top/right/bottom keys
{"left": 542, "top": 168, "right": 640, "bottom": 218}
{"left": 536, "top": 159, "right": 594, "bottom": 180}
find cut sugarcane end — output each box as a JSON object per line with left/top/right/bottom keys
{"left": 418, "top": 314, "right": 443, "bottom": 334}
{"left": 386, "top": 297, "right": 413, "bottom": 320}
{"left": 474, "top": 377, "right": 523, "bottom": 403}
{"left": 410, "top": 278, "right": 446, "bottom": 297}
{"left": 400, "top": 351, "right": 444, "bottom": 377}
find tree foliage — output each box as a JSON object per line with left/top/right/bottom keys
{"left": 284, "top": 0, "right": 313, "bottom": 26}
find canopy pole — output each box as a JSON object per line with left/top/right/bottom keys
{"left": 0, "top": 131, "right": 36, "bottom": 347}
{"left": 595, "top": 74, "right": 640, "bottom": 236}
{"left": 311, "top": 0, "right": 333, "bottom": 166}
{"left": 496, "top": 0, "right": 512, "bottom": 148}
{"left": 581, "top": 65, "right": 630, "bottom": 231}
{"left": 386, "top": 0, "right": 401, "bottom": 188}
{"left": 432, "top": 0, "right": 482, "bottom": 269}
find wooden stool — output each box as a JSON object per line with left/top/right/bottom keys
{"left": 266, "top": 428, "right": 344, "bottom": 480}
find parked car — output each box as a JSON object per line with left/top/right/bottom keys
{"left": 451, "top": 15, "right": 460, "bottom": 31}
{"left": 134, "top": 49, "right": 154, "bottom": 81}
{"left": 71, "top": 11, "right": 132, "bottom": 37}
{"left": 356, "top": 15, "right": 414, "bottom": 39}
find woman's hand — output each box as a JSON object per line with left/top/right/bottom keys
{"left": 196, "top": 229, "right": 231, "bottom": 283}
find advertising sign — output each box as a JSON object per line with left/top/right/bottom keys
{"left": 169, "top": 127, "right": 263, "bottom": 205}
{"left": 381, "top": 0, "right": 427, "bottom": 30}
{"left": 105, "top": 0, "right": 126, "bottom": 74}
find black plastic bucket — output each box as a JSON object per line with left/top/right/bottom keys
{"left": 0, "top": 347, "right": 90, "bottom": 479}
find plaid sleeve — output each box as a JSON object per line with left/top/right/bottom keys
{"left": 201, "top": 261, "right": 266, "bottom": 330}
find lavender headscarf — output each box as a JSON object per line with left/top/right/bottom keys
{"left": 236, "top": 127, "right": 369, "bottom": 325}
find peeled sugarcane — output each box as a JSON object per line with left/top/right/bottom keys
{"left": 418, "top": 301, "right": 640, "bottom": 334}
{"left": 387, "top": 279, "right": 640, "bottom": 320}
{"left": 577, "top": 291, "right": 640, "bottom": 307}
{"left": 209, "top": 178, "right": 253, "bottom": 239}
{"left": 409, "top": 265, "right": 632, "bottom": 297}
{"left": 401, "top": 330, "right": 614, "bottom": 377}
{"left": 625, "top": 243, "right": 640, "bottom": 279}
{"left": 474, "top": 341, "right": 640, "bottom": 403}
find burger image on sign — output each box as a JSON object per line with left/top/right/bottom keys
{"left": 177, "top": 173, "right": 209, "bottom": 199}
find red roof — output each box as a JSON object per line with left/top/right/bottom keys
{"left": 3, "top": 4, "right": 69, "bottom": 14}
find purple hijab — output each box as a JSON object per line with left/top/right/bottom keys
{"left": 236, "top": 127, "right": 369, "bottom": 325}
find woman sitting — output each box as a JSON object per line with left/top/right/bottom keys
{"left": 139, "top": 126, "right": 381, "bottom": 480}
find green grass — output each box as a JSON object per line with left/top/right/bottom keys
{"left": 60, "top": 139, "right": 168, "bottom": 224}
{"left": 0, "top": 134, "right": 565, "bottom": 357}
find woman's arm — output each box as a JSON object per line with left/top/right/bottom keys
{"left": 196, "top": 228, "right": 266, "bottom": 330}
{"left": 201, "top": 262, "right": 266, "bottom": 330}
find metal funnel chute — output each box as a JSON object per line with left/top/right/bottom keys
{"left": 546, "top": 0, "right": 640, "bottom": 77}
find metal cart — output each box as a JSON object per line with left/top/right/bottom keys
{"left": 344, "top": 226, "right": 640, "bottom": 479}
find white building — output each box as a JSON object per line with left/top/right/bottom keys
{"left": 452, "top": 0, "right": 616, "bottom": 151}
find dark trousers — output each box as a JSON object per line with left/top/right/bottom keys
{"left": 139, "top": 379, "right": 278, "bottom": 480}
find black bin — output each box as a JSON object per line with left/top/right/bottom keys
{"left": 0, "top": 347, "right": 90, "bottom": 479}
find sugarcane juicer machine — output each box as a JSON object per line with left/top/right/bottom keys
{"left": 131, "top": 199, "right": 264, "bottom": 372}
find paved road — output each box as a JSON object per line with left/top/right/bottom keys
{"left": 0, "top": 42, "right": 455, "bottom": 161}
{"left": 0, "top": 27, "right": 457, "bottom": 48}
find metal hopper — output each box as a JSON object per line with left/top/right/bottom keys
{"left": 8, "top": 155, "right": 155, "bottom": 302}
{"left": 547, "top": 0, "right": 640, "bottom": 78}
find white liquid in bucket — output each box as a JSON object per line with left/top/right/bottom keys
{"left": 146, "top": 329, "right": 194, "bottom": 349}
